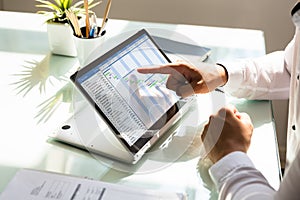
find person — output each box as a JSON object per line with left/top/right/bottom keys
{"left": 137, "top": 2, "right": 300, "bottom": 199}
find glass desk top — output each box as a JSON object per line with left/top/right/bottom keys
{"left": 0, "top": 11, "right": 279, "bottom": 200}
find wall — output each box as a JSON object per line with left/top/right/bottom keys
{"left": 2, "top": 0, "right": 295, "bottom": 166}
{"left": 2, "top": 0, "right": 296, "bottom": 52}
{"left": 108, "top": 0, "right": 296, "bottom": 53}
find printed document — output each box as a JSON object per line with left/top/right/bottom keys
{"left": 0, "top": 169, "right": 186, "bottom": 200}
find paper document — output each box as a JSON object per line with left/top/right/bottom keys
{"left": 0, "top": 169, "right": 186, "bottom": 200}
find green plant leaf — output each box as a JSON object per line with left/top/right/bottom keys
{"left": 87, "top": 2, "right": 101, "bottom": 10}
{"left": 36, "top": 0, "right": 62, "bottom": 12}
{"left": 36, "top": 0, "right": 102, "bottom": 23}
{"left": 62, "top": 0, "right": 69, "bottom": 10}
{"left": 72, "top": 0, "right": 84, "bottom": 8}
{"left": 54, "top": 0, "right": 63, "bottom": 8}
{"left": 73, "top": 0, "right": 101, "bottom": 10}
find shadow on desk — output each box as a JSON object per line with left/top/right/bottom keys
{"left": 10, "top": 52, "right": 78, "bottom": 124}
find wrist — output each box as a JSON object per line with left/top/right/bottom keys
{"left": 211, "top": 150, "right": 246, "bottom": 164}
{"left": 216, "top": 63, "right": 228, "bottom": 86}
{"left": 210, "top": 141, "right": 248, "bottom": 163}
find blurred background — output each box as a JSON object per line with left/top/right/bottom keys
{"left": 0, "top": 0, "right": 296, "bottom": 167}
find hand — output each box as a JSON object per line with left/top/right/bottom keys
{"left": 201, "top": 105, "right": 253, "bottom": 163}
{"left": 137, "top": 61, "right": 228, "bottom": 98}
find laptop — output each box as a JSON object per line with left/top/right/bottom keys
{"left": 49, "top": 29, "right": 196, "bottom": 164}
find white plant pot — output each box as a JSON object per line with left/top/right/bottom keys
{"left": 47, "top": 23, "right": 77, "bottom": 57}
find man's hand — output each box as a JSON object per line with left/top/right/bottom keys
{"left": 137, "top": 61, "right": 228, "bottom": 98}
{"left": 201, "top": 105, "right": 253, "bottom": 163}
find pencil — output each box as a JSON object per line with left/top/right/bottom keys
{"left": 101, "top": 0, "right": 112, "bottom": 30}
{"left": 84, "top": 0, "right": 90, "bottom": 38}
{"left": 66, "top": 10, "right": 82, "bottom": 37}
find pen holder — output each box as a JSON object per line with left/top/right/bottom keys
{"left": 73, "top": 27, "right": 106, "bottom": 66}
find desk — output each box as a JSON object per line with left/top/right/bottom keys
{"left": 0, "top": 11, "right": 280, "bottom": 199}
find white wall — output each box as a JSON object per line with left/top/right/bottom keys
{"left": 2, "top": 0, "right": 295, "bottom": 166}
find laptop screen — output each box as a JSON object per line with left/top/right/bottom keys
{"left": 71, "top": 29, "right": 181, "bottom": 153}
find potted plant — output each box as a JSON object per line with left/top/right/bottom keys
{"left": 35, "top": 0, "right": 100, "bottom": 57}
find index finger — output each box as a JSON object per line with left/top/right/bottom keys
{"left": 137, "top": 63, "right": 179, "bottom": 75}
{"left": 137, "top": 63, "right": 185, "bottom": 76}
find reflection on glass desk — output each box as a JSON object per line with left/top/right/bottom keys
{"left": 0, "top": 11, "right": 280, "bottom": 199}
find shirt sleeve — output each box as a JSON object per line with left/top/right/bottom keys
{"left": 220, "top": 49, "right": 290, "bottom": 100}
{"left": 209, "top": 151, "right": 276, "bottom": 200}
{"left": 209, "top": 151, "right": 300, "bottom": 200}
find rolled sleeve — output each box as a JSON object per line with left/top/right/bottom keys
{"left": 218, "top": 51, "right": 289, "bottom": 100}
{"left": 221, "top": 61, "right": 245, "bottom": 96}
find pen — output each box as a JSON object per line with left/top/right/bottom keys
{"left": 89, "top": 14, "right": 98, "bottom": 37}
{"left": 89, "top": 26, "right": 95, "bottom": 38}
{"left": 91, "top": 13, "right": 97, "bottom": 26}
{"left": 89, "top": 24, "right": 98, "bottom": 38}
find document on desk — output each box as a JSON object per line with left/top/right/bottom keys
{"left": 0, "top": 169, "right": 186, "bottom": 200}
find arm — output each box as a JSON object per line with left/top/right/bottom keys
{"left": 137, "top": 61, "right": 227, "bottom": 98}
{"left": 138, "top": 40, "right": 294, "bottom": 100}
{"left": 222, "top": 50, "right": 290, "bottom": 100}
{"left": 138, "top": 47, "right": 290, "bottom": 100}
{"left": 209, "top": 148, "right": 300, "bottom": 200}
{"left": 201, "top": 105, "right": 276, "bottom": 199}
{"left": 210, "top": 152, "right": 275, "bottom": 200}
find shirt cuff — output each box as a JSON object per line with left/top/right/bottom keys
{"left": 219, "top": 61, "right": 245, "bottom": 93}
{"left": 209, "top": 151, "right": 255, "bottom": 190}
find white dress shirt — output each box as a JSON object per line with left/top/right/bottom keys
{"left": 208, "top": 3, "right": 300, "bottom": 199}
